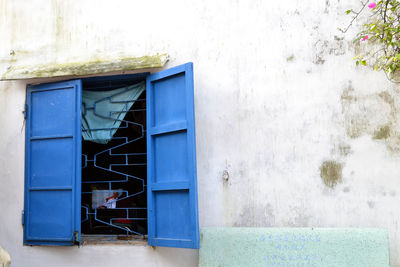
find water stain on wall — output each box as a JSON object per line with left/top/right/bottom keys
{"left": 338, "top": 143, "right": 352, "bottom": 156}
{"left": 286, "top": 54, "right": 295, "bottom": 62}
{"left": 367, "top": 201, "right": 375, "bottom": 209}
{"left": 234, "top": 203, "right": 275, "bottom": 227}
{"left": 313, "top": 40, "right": 328, "bottom": 65}
{"left": 324, "top": 0, "right": 330, "bottom": 14}
{"left": 320, "top": 160, "right": 343, "bottom": 188}
{"left": 331, "top": 141, "right": 352, "bottom": 157}
{"left": 286, "top": 205, "right": 311, "bottom": 227}
{"left": 341, "top": 80, "right": 400, "bottom": 153}
{"left": 312, "top": 36, "right": 346, "bottom": 65}
{"left": 373, "top": 125, "right": 391, "bottom": 140}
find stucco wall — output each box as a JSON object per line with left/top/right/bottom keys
{"left": 1, "top": 0, "right": 400, "bottom": 266}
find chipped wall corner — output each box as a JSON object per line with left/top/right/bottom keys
{"left": 0, "top": 246, "right": 10, "bottom": 267}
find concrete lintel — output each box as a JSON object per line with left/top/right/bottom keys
{"left": 0, "top": 53, "right": 169, "bottom": 80}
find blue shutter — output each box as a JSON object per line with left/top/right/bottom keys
{"left": 146, "top": 63, "right": 199, "bottom": 249}
{"left": 24, "top": 80, "right": 82, "bottom": 245}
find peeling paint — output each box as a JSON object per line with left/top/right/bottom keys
{"left": 221, "top": 165, "right": 234, "bottom": 226}
{"left": 222, "top": 170, "right": 230, "bottom": 182}
{"left": 320, "top": 161, "right": 343, "bottom": 188}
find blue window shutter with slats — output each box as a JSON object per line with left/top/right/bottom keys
{"left": 24, "top": 80, "right": 82, "bottom": 245}
{"left": 146, "top": 62, "right": 199, "bottom": 249}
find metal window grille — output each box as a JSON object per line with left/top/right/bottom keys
{"left": 81, "top": 81, "right": 147, "bottom": 241}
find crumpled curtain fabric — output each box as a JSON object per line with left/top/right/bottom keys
{"left": 82, "top": 81, "right": 145, "bottom": 144}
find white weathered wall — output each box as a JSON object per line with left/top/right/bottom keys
{"left": 1, "top": 0, "right": 400, "bottom": 266}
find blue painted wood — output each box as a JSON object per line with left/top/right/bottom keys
{"left": 24, "top": 80, "right": 82, "bottom": 246}
{"left": 152, "top": 181, "right": 190, "bottom": 191}
{"left": 148, "top": 121, "right": 188, "bottom": 136}
{"left": 146, "top": 62, "right": 199, "bottom": 249}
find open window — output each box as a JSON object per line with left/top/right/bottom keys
{"left": 80, "top": 73, "right": 148, "bottom": 242}
{"left": 23, "top": 63, "right": 199, "bottom": 249}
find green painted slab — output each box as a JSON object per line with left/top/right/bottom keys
{"left": 199, "top": 227, "right": 389, "bottom": 267}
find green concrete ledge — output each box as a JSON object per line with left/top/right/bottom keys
{"left": 199, "top": 227, "right": 389, "bottom": 267}
{"left": 0, "top": 53, "right": 169, "bottom": 80}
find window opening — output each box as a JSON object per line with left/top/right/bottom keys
{"left": 81, "top": 76, "right": 147, "bottom": 242}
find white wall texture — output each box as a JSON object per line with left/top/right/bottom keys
{"left": 1, "top": 0, "right": 400, "bottom": 266}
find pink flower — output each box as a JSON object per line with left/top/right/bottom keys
{"left": 362, "top": 35, "right": 369, "bottom": 41}
{"left": 368, "top": 2, "right": 376, "bottom": 9}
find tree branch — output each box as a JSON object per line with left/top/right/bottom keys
{"left": 339, "top": 1, "right": 369, "bottom": 33}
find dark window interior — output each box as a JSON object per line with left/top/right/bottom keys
{"left": 81, "top": 74, "right": 148, "bottom": 239}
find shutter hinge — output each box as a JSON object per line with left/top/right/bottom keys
{"left": 23, "top": 104, "right": 28, "bottom": 119}
{"left": 21, "top": 210, "right": 24, "bottom": 226}
{"left": 73, "top": 230, "right": 79, "bottom": 245}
